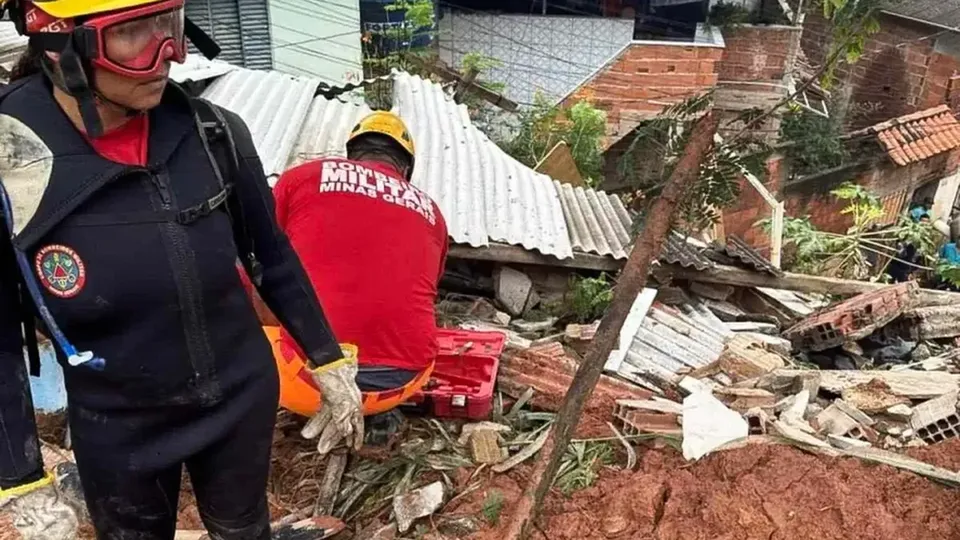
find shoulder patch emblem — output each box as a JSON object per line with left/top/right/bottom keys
{"left": 35, "top": 245, "right": 86, "bottom": 298}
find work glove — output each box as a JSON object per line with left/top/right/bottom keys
{"left": 0, "top": 473, "right": 79, "bottom": 540}
{"left": 301, "top": 344, "right": 364, "bottom": 457}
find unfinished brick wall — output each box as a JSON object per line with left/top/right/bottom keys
{"left": 566, "top": 43, "right": 722, "bottom": 145}
{"left": 715, "top": 24, "right": 802, "bottom": 141}
{"left": 721, "top": 156, "right": 785, "bottom": 252}
{"left": 718, "top": 25, "right": 800, "bottom": 83}
{"left": 801, "top": 12, "right": 960, "bottom": 129}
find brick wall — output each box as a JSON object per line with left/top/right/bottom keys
{"left": 718, "top": 25, "right": 801, "bottom": 83}
{"left": 565, "top": 43, "right": 722, "bottom": 144}
{"left": 715, "top": 24, "right": 802, "bottom": 141}
{"left": 801, "top": 12, "right": 960, "bottom": 129}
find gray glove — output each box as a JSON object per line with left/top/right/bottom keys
{"left": 301, "top": 344, "right": 365, "bottom": 456}
{"left": 1, "top": 475, "right": 78, "bottom": 540}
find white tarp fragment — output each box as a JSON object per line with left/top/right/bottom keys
{"left": 682, "top": 391, "right": 749, "bottom": 460}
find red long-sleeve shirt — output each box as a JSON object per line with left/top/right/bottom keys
{"left": 271, "top": 158, "right": 448, "bottom": 373}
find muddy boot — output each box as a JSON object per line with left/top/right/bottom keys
{"left": 272, "top": 516, "right": 345, "bottom": 540}
{"left": 363, "top": 409, "right": 406, "bottom": 447}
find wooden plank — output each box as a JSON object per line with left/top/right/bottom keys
{"left": 762, "top": 370, "right": 960, "bottom": 400}
{"left": 667, "top": 263, "right": 960, "bottom": 306}
{"left": 535, "top": 141, "right": 585, "bottom": 187}
{"left": 449, "top": 243, "right": 622, "bottom": 272}
{"left": 841, "top": 446, "right": 960, "bottom": 487}
{"left": 770, "top": 202, "right": 784, "bottom": 269}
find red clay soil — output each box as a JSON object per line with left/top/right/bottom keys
{"left": 447, "top": 439, "right": 960, "bottom": 540}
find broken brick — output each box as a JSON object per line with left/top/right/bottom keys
{"left": 691, "top": 334, "right": 786, "bottom": 383}
{"left": 498, "top": 345, "right": 653, "bottom": 436}
{"left": 840, "top": 379, "right": 911, "bottom": 414}
{"left": 783, "top": 282, "right": 919, "bottom": 352}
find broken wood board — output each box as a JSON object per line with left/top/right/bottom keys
{"left": 714, "top": 387, "right": 777, "bottom": 413}
{"left": 754, "top": 370, "right": 960, "bottom": 400}
{"left": 768, "top": 426, "right": 960, "bottom": 487}
{"left": 666, "top": 263, "right": 960, "bottom": 308}
{"left": 616, "top": 398, "right": 684, "bottom": 415}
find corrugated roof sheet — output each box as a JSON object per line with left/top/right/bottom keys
{"left": 201, "top": 68, "right": 318, "bottom": 182}
{"left": 606, "top": 288, "right": 732, "bottom": 384}
{"left": 556, "top": 182, "right": 633, "bottom": 259}
{"left": 869, "top": 105, "right": 960, "bottom": 166}
{"left": 392, "top": 71, "right": 574, "bottom": 259}
{"left": 885, "top": 2, "right": 960, "bottom": 30}
{"left": 0, "top": 21, "right": 27, "bottom": 73}
{"left": 660, "top": 231, "right": 714, "bottom": 270}
{"left": 289, "top": 95, "right": 372, "bottom": 168}
{"left": 878, "top": 188, "right": 909, "bottom": 227}
{"left": 169, "top": 54, "right": 238, "bottom": 83}
{"left": 714, "top": 235, "right": 783, "bottom": 276}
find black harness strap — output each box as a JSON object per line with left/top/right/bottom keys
{"left": 191, "top": 98, "right": 263, "bottom": 286}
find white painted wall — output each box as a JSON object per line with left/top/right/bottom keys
{"left": 269, "top": 0, "right": 364, "bottom": 85}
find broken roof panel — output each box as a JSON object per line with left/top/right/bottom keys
{"left": 885, "top": 2, "right": 960, "bottom": 31}
{"left": 556, "top": 182, "right": 633, "bottom": 259}
{"left": 202, "top": 68, "right": 319, "bottom": 182}
{"left": 867, "top": 105, "right": 960, "bottom": 166}
{"left": 0, "top": 21, "right": 27, "bottom": 73}
{"left": 392, "top": 71, "right": 574, "bottom": 259}
{"left": 660, "top": 231, "right": 715, "bottom": 270}
{"left": 715, "top": 235, "right": 783, "bottom": 276}
{"left": 169, "top": 54, "right": 238, "bottom": 83}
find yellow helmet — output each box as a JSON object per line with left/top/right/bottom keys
{"left": 347, "top": 111, "right": 415, "bottom": 161}
{"left": 11, "top": 0, "right": 161, "bottom": 19}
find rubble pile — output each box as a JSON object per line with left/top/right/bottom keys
{"left": 11, "top": 252, "right": 960, "bottom": 539}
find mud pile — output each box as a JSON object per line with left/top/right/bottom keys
{"left": 447, "top": 440, "right": 960, "bottom": 540}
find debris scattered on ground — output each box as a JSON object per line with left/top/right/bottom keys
{"left": 394, "top": 481, "right": 445, "bottom": 533}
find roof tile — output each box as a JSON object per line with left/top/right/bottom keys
{"left": 869, "top": 105, "right": 960, "bottom": 166}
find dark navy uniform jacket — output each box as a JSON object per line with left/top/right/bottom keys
{"left": 0, "top": 75, "right": 341, "bottom": 489}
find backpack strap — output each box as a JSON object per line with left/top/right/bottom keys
{"left": 190, "top": 97, "right": 263, "bottom": 286}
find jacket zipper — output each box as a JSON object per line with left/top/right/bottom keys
{"left": 144, "top": 168, "right": 221, "bottom": 403}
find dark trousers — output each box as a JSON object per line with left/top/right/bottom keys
{"left": 70, "top": 377, "right": 279, "bottom": 540}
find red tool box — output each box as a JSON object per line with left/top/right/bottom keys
{"left": 403, "top": 328, "right": 506, "bottom": 420}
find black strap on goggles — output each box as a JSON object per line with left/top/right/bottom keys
{"left": 184, "top": 16, "right": 221, "bottom": 60}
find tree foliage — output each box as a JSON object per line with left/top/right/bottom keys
{"left": 617, "top": 92, "right": 769, "bottom": 231}
{"left": 815, "top": 0, "right": 895, "bottom": 88}
{"left": 498, "top": 93, "right": 607, "bottom": 185}
{"left": 779, "top": 105, "right": 848, "bottom": 177}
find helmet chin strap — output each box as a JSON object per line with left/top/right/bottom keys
{"left": 40, "top": 45, "right": 143, "bottom": 137}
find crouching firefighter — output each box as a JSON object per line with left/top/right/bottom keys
{"left": 0, "top": 0, "right": 363, "bottom": 538}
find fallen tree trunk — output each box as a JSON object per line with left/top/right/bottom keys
{"left": 667, "top": 263, "right": 960, "bottom": 307}
{"left": 501, "top": 112, "right": 720, "bottom": 540}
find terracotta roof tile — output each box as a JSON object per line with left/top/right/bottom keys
{"left": 870, "top": 105, "right": 960, "bottom": 166}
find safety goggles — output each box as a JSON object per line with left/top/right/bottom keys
{"left": 26, "top": 0, "right": 186, "bottom": 78}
